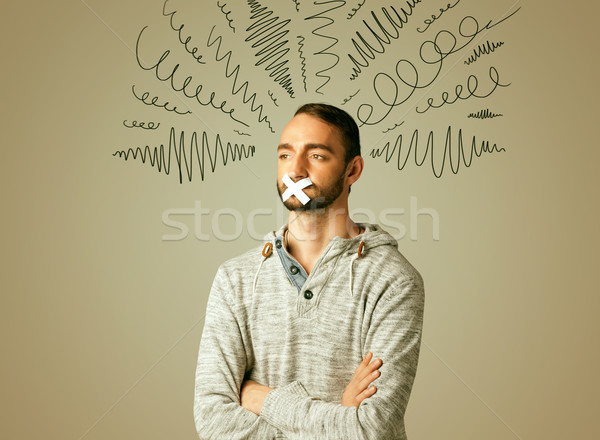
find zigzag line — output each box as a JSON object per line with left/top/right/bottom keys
{"left": 112, "top": 127, "right": 255, "bottom": 183}
{"left": 467, "top": 108, "right": 503, "bottom": 119}
{"left": 296, "top": 35, "right": 308, "bottom": 92}
{"left": 245, "top": 0, "right": 296, "bottom": 97}
{"left": 207, "top": 26, "right": 275, "bottom": 133}
{"left": 464, "top": 40, "right": 505, "bottom": 65}
{"left": 305, "top": 0, "right": 346, "bottom": 95}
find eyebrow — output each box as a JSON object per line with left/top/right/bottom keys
{"left": 277, "top": 143, "right": 336, "bottom": 154}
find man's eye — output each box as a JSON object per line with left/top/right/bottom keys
{"left": 279, "top": 154, "right": 289, "bottom": 159}
{"left": 312, "top": 154, "right": 324, "bottom": 159}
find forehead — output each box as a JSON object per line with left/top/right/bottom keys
{"left": 278, "top": 113, "right": 344, "bottom": 153}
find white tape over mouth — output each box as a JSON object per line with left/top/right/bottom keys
{"left": 281, "top": 173, "right": 312, "bottom": 205}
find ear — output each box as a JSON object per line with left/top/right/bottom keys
{"left": 346, "top": 155, "right": 364, "bottom": 185}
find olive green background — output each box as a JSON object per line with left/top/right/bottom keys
{"left": 1, "top": 0, "right": 598, "bottom": 438}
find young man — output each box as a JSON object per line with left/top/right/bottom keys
{"left": 194, "top": 103, "right": 424, "bottom": 439}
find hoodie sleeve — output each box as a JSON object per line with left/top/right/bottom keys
{"left": 259, "top": 277, "right": 425, "bottom": 440}
{"left": 194, "top": 266, "right": 286, "bottom": 440}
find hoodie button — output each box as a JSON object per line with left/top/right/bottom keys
{"left": 290, "top": 265, "right": 299, "bottom": 275}
{"left": 304, "top": 290, "right": 313, "bottom": 300}
{"left": 275, "top": 239, "right": 282, "bottom": 248}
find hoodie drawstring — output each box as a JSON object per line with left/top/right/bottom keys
{"left": 253, "top": 242, "right": 273, "bottom": 295}
{"left": 349, "top": 241, "right": 366, "bottom": 296}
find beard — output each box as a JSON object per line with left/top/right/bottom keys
{"left": 277, "top": 170, "right": 345, "bottom": 212}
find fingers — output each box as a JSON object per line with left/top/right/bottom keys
{"left": 353, "top": 352, "right": 382, "bottom": 383}
{"left": 354, "top": 384, "right": 377, "bottom": 406}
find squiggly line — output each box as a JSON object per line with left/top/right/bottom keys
{"left": 382, "top": 121, "right": 404, "bottom": 133}
{"left": 216, "top": 1, "right": 236, "bottom": 33}
{"left": 341, "top": 89, "right": 360, "bottom": 105}
{"left": 347, "top": 0, "right": 423, "bottom": 80}
{"left": 245, "top": 0, "right": 296, "bottom": 97}
{"left": 206, "top": 26, "right": 275, "bottom": 133}
{"left": 369, "top": 126, "right": 505, "bottom": 178}
{"left": 135, "top": 26, "right": 247, "bottom": 126}
{"left": 417, "top": 0, "right": 461, "bottom": 33}
{"left": 347, "top": 0, "right": 365, "bottom": 20}
{"left": 131, "top": 85, "right": 191, "bottom": 115}
{"left": 468, "top": 109, "right": 503, "bottom": 119}
{"left": 296, "top": 35, "right": 308, "bottom": 92}
{"left": 162, "top": 0, "right": 205, "bottom": 64}
{"left": 416, "top": 66, "right": 510, "bottom": 114}
{"left": 305, "top": 0, "right": 346, "bottom": 95}
{"left": 268, "top": 90, "right": 279, "bottom": 107}
{"left": 464, "top": 40, "right": 504, "bottom": 65}
{"left": 292, "top": 0, "right": 300, "bottom": 12}
{"left": 123, "top": 120, "right": 161, "bottom": 130}
{"left": 234, "top": 130, "right": 251, "bottom": 136}
{"left": 113, "top": 127, "right": 255, "bottom": 184}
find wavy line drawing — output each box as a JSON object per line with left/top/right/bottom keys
{"left": 382, "top": 121, "right": 404, "bottom": 133}
{"left": 296, "top": 35, "right": 308, "bottom": 92}
{"left": 216, "top": 1, "right": 236, "bottom": 33}
{"left": 464, "top": 40, "right": 505, "bottom": 65}
{"left": 347, "top": 0, "right": 423, "bottom": 80}
{"left": 234, "top": 130, "right": 251, "bottom": 136}
{"left": 245, "top": 0, "right": 296, "bottom": 97}
{"left": 131, "top": 85, "right": 191, "bottom": 115}
{"left": 369, "top": 126, "right": 505, "bottom": 177}
{"left": 113, "top": 127, "right": 255, "bottom": 183}
{"left": 305, "top": 0, "right": 347, "bottom": 94}
{"left": 347, "top": 0, "right": 365, "bottom": 20}
{"left": 292, "top": 0, "right": 300, "bottom": 12}
{"left": 206, "top": 26, "right": 275, "bottom": 133}
{"left": 341, "top": 89, "right": 360, "bottom": 105}
{"left": 468, "top": 109, "right": 503, "bottom": 119}
{"left": 123, "top": 120, "right": 160, "bottom": 130}
{"left": 268, "top": 90, "right": 280, "bottom": 107}
{"left": 162, "top": 0, "right": 205, "bottom": 64}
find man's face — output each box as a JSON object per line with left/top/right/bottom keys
{"left": 276, "top": 113, "right": 349, "bottom": 212}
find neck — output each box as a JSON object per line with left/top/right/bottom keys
{"left": 285, "top": 204, "right": 361, "bottom": 259}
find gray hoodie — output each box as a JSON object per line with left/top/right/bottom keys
{"left": 194, "top": 222, "right": 424, "bottom": 439}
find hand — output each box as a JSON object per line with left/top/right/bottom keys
{"left": 240, "top": 379, "right": 274, "bottom": 416}
{"left": 341, "top": 352, "right": 382, "bottom": 407}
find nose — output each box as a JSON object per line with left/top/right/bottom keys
{"left": 287, "top": 153, "right": 308, "bottom": 180}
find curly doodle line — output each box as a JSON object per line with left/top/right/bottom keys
{"left": 305, "top": 0, "right": 347, "bottom": 95}
{"left": 292, "top": 0, "right": 300, "bottom": 12}
{"left": 234, "top": 130, "right": 252, "bottom": 136}
{"left": 347, "top": 0, "right": 365, "bottom": 20}
{"left": 347, "top": 0, "right": 423, "bottom": 80}
{"left": 296, "top": 35, "right": 308, "bottom": 92}
{"left": 207, "top": 26, "right": 275, "bottom": 133}
{"left": 417, "top": 0, "right": 461, "bottom": 33}
{"left": 245, "top": 0, "right": 296, "bottom": 97}
{"left": 467, "top": 108, "right": 503, "bottom": 119}
{"left": 382, "top": 121, "right": 404, "bottom": 133}
{"left": 268, "top": 90, "right": 280, "bottom": 107}
{"left": 162, "top": 0, "right": 205, "bottom": 64}
{"left": 369, "top": 126, "right": 505, "bottom": 178}
{"left": 131, "top": 85, "right": 191, "bottom": 116}
{"left": 216, "top": 1, "right": 236, "bottom": 33}
{"left": 123, "top": 120, "right": 161, "bottom": 130}
{"left": 113, "top": 127, "right": 255, "bottom": 184}
{"left": 464, "top": 40, "right": 504, "bottom": 65}
{"left": 341, "top": 89, "right": 360, "bottom": 105}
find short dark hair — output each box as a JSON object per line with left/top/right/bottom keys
{"left": 294, "top": 103, "right": 361, "bottom": 165}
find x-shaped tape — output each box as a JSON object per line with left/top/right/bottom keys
{"left": 281, "top": 173, "right": 312, "bottom": 205}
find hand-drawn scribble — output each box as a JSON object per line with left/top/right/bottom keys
{"left": 131, "top": 85, "right": 191, "bottom": 115}
{"left": 268, "top": 90, "right": 280, "bottom": 107}
{"left": 417, "top": 0, "right": 461, "bottom": 33}
{"left": 464, "top": 40, "right": 504, "bottom": 65}
{"left": 217, "top": 1, "right": 236, "bottom": 33}
{"left": 416, "top": 66, "right": 510, "bottom": 114}
{"left": 341, "top": 90, "right": 360, "bottom": 105}
{"left": 234, "top": 130, "right": 251, "bottom": 136}
{"left": 162, "top": 0, "right": 205, "bottom": 64}
{"left": 347, "top": 0, "right": 365, "bottom": 20}
{"left": 356, "top": 10, "right": 521, "bottom": 126}
{"left": 206, "top": 26, "right": 275, "bottom": 133}
{"left": 369, "top": 126, "right": 505, "bottom": 177}
{"left": 347, "top": 0, "right": 423, "bottom": 80}
{"left": 382, "top": 121, "right": 404, "bottom": 133}
{"left": 305, "top": 0, "right": 346, "bottom": 95}
{"left": 245, "top": 0, "right": 296, "bottom": 97}
{"left": 468, "top": 109, "right": 503, "bottom": 119}
{"left": 136, "top": 26, "right": 248, "bottom": 126}
{"left": 113, "top": 127, "right": 255, "bottom": 183}
{"left": 123, "top": 120, "right": 161, "bottom": 130}
{"left": 292, "top": 0, "right": 300, "bottom": 12}
{"left": 296, "top": 35, "right": 308, "bottom": 93}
